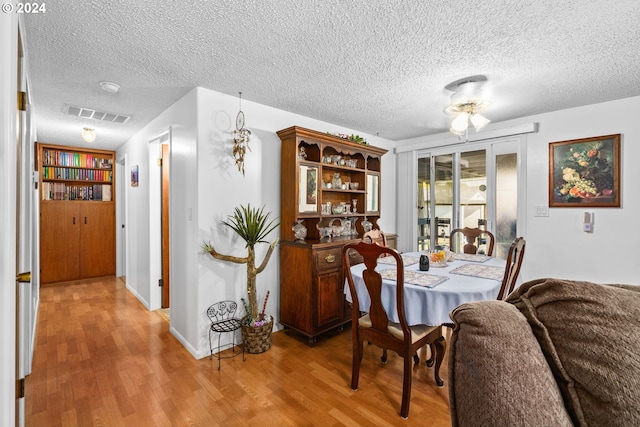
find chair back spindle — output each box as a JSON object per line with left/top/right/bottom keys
{"left": 449, "top": 227, "right": 495, "bottom": 256}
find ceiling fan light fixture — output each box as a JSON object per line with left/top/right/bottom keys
{"left": 445, "top": 75, "right": 491, "bottom": 137}
{"left": 82, "top": 127, "right": 96, "bottom": 142}
{"left": 450, "top": 111, "right": 470, "bottom": 134}
{"left": 470, "top": 112, "right": 490, "bottom": 131}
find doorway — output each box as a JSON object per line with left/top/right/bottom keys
{"left": 161, "top": 143, "right": 170, "bottom": 308}
{"left": 116, "top": 156, "right": 127, "bottom": 280}
{"left": 148, "top": 131, "right": 171, "bottom": 311}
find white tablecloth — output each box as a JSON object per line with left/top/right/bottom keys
{"left": 344, "top": 252, "right": 509, "bottom": 326}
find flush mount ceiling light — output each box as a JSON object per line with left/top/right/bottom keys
{"left": 82, "top": 127, "right": 96, "bottom": 143}
{"left": 445, "top": 75, "right": 491, "bottom": 138}
{"left": 100, "top": 81, "right": 120, "bottom": 93}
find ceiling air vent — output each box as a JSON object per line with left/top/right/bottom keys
{"left": 63, "top": 104, "right": 131, "bottom": 124}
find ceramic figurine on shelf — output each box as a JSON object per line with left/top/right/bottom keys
{"left": 317, "top": 223, "right": 332, "bottom": 240}
{"left": 292, "top": 219, "right": 307, "bottom": 240}
{"left": 342, "top": 217, "right": 352, "bottom": 236}
{"left": 329, "top": 218, "right": 344, "bottom": 236}
{"left": 332, "top": 173, "right": 342, "bottom": 189}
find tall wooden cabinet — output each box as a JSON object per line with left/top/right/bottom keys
{"left": 277, "top": 126, "right": 391, "bottom": 344}
{"left": 38, "top": 143, "right": 116, "bottom": 284}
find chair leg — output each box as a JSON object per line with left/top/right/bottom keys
{"left": 433, "top": 336, "right": 446, "bottom": 387}
{"left": 217, "top": 333, "right": 222, "bottom": 370}
{"left": 208, "top": 329, "right": 213, "bottom": 360}
{"left": 351, "top": 339, "right": 364, "bottom": 390}
{"left": 425, "top": 342, "right": 435, "bottom": 367}
{"left": 400, "top": 355, "right": 413, "bottom": 419}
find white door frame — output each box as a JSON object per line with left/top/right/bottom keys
{"left": 1, "top": 10, "right": 19, "bottom": 427}
{"left": 116, "top": 155, "right": 127, "bottom": 278}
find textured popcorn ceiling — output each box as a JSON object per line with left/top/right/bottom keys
{"left": 22, "top": 0, "right": 640, "bottom": 150}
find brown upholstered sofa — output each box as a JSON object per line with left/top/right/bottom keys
{"left": 448, "top": 278, "right": 640, "bottom": 427}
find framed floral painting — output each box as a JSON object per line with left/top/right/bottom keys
{"left": 549, "top": 134, "right": 620, "bottom": 207}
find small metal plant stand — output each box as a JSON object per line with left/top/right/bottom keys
{"left": 207, "top": 300, "right": 245, "bottom": 370}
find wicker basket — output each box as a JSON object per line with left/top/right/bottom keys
{"left": 241, "top": 317, "right": 273, "bottom": 354}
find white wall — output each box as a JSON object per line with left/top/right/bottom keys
{"left": 395, "top": 96, "right": 640, "bottom": 285}
{"left": 118, "top": 86, "right": 395, "bottom": 359}
{"left": 521, "top": 96, "right": 639, "bottom": 284}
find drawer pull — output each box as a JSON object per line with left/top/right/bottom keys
{"left": 349, "top": 251, "right": 357, "bottom": 258}
{"left": 325, "top": 254, "right": 336, "bottom": 263}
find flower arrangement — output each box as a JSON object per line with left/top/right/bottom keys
{"left": 202, "top": 204, "right": 279, "bottom": 327}
{"left": 555, "top": 140, "right": 614, "bottom": 200}
{"left": 326, "top": 132, "right": 368, "bottom": 145}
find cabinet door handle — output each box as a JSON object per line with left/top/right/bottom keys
{"left": 84, "top": 216, "right": 87, "bottom": 224}
{"left": 73, "top": 216, "right": 75, "bottom": 224}
{"left": 325, "top": 254, "right": 336, "bottom": 263}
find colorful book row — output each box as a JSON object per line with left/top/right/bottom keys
{"left": 41, "top": 182, "right": 112, "bottom": 201}
{"left": 41, "top": 148, "right": 113, "bottom": 169}
{"left": 42, "top": 167, "right": 113, "bottom": 182}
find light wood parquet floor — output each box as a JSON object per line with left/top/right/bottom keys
{"left": 26, "top": 276, "right": 451, "bottom": 427}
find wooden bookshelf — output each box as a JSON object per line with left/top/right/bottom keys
{"left": 37, "top": 143, "right": 116, "bottom": 284}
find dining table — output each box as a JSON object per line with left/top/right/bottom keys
{"left": 344, "top": 251, "right": 511, "bottom": 326}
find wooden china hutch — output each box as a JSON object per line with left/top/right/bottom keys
{"left": 277, "top": 126, "right": 393, "bottom": 344}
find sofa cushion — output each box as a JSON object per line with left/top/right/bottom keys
{"left": 448, "top": 300, "right": 572, "bottom": 427}
{"left": 507, "top": 278, "right": 640, "bottom": 427}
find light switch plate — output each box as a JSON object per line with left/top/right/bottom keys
{"left": 535, "top": 205, "right": 549, "bottom": 217}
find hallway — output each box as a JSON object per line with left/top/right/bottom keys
{"left": 25, "top": 277, "right": 451, "bottom": 426}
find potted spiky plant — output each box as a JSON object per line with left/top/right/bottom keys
{"left": 202, "top": 204, "right": 279, "bottom": 353}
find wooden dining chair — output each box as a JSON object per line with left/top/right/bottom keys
{"left": 342, "top": 240, "right": 445, "bottom": 419}
{"left": 449, "top": 227, "right": 495, "bottom": 256}
{"left": 496, "top": 237, "right": 526, "bottom": 300}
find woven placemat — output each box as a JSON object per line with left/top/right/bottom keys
{"left": 453, "top": 253, "right": 492, "bottom": 263}
{"left": 380, "top": 269, "right": 449, "bottom": 288}
{"left": 449, "top": 263, "right": 504, "bottom": 281}
{"left": 377, "top": 254, "right": 420, "bottom": 266}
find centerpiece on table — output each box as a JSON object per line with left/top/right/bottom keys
{"left": 202, "top": 204, "right": 279, "bottom": 353}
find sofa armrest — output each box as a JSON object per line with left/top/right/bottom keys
{"left": 448, "top": 300, "right": 572, "bottom": 427}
